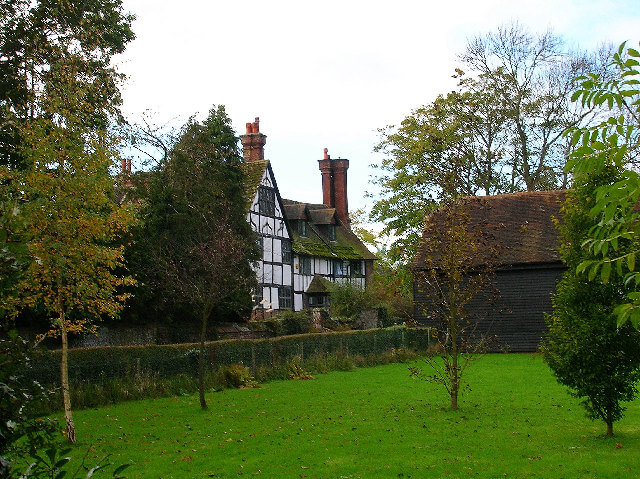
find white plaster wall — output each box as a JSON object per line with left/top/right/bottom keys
{"left": 294, "top": 294, "right": 303, "bottom": 311}
{"left": 270, "top": 287, "right": 279, "bottom": 309}
{"left": 283, "top": 264, "right": 292, "bottom": 286}
{"left": 273, "top": 238, "right": 282, "bottom": 263}
{"left": 273, "top": 264, "right": 283, "bottom": 284}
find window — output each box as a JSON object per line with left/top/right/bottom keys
{"left": 308, "top": 294, "right": 328, "bottom": 307}
{"left": 300, "top": 256, "right": 311, "bottom": 275}
{"left": 258, "top": 186, "right": 275, "bottom": 216}
{"left": 278, "top": 286, "right": 292, "bottom": 309}
{"left": 298, "top": 220, "right": 307, "bottom": 237}
{"left": 281, "top": 239, "right": 292, "bottom": 264}
{"left": 333, "top": 260, "right": 347, "bottom": 277}
{"left": 327, "top": 224, "right": 336, "bottom": 241}
{"left": 350, "top": 260, "right": 363, "bottom": 277}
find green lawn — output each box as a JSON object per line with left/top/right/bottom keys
{"left": 44, "top": 354, "right": 640, "bottom": 477}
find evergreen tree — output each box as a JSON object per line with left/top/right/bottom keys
{"left": 543, "top": 167, "right": 640, "bottom": 437}
{"left": 132, "top": 106, "right": 259, "bottom": 409}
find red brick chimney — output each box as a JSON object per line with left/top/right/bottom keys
{"left": 240, "top": 117, "right": 267, "bottom": 162}
{"left": 318, "top": 148, "right": 350, "bottom": 226}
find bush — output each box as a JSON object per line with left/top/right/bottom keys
{"left": 329, "top": 282, "right": 374, "bottom": 319}
{"left": 220, "top": 364, "right": 258, "bottom": 389}
{"left": 249, "top": 310, "right": 312, "bottom": 336}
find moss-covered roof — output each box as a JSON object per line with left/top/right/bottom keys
{"left": 283, "top": 199, "right": 377, "bottom": 261}
{"left": 305, "top": 275, "right": 332, "bottom": 294}
{"left": 240, "top": 160, "right": 268, "bottom": 208}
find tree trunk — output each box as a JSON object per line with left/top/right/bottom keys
{"left": 605, "top": 411, "right": 614, "bottom": 437}
{"left": 60, "top": 315, "right": 76, "bottom": 443}
{"left": 198, "top": 310, "right": 208, "bottom": 410}
{"left": 451, "top": 350, "right": 459, "bottom": 411}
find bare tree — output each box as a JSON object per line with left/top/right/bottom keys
{"left": 461, "top": 22, "right": 609, "bottom": 191}
{"left": 411, "top": 192, "right": 499, "bottom": 410}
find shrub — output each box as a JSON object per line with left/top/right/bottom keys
{"left": 220, "top": 364, "right": 258, "bottom": 389}
{"left": 329, "top": 282, "right": 374, "bottom": 319}
{"left": 249, "top": 310, "right": 312, "bottom": 336}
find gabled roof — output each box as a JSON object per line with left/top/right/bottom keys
{"left": 305, "top": 275, "right": 332, "bottom": 294}
{"left": 241, "top": 160, "right": 269, "bottom": 208}
{"left": 414, "top": 190, "right": 566, "bottom": 270}
{"left": 282, "top": 199, "right": 377, "bottom": 261}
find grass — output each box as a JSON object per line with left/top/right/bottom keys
{"left": 29, "top": 354, "right": 640, "bottom": 477}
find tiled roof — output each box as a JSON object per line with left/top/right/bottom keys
{"left": 282, "top": 199, "right": 377, "bottom": 261}
{"left": 282, "top": 203, "right": 307, "bottom": 220}
{"left": 414, "top": 190, "right": 567, "bottom": 270}
{"left": 308, "top": 208, "right": 337, "bottom": 225}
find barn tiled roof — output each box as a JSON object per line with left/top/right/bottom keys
{"left": 413, "top": 190, "right": 567, "bottom": 270}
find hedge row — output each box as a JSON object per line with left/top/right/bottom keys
{"left": 28, "top": 326, "right": 431, "bottom": 386}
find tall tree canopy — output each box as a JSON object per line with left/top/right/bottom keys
{"left": 0, "top": 0, "right": 134, "bottom": 168}
{"left": 130, "top": 106, "right": 259, "bottom": 409}
{"left": 370, "top": 23, "right": 606, "bottom": 263}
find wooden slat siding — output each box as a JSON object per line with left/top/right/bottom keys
{"left": 414, "top": 264, "right": 566, "bottom": 352}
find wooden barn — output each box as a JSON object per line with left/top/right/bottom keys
{"left": 412, "top": 190, "right": 567, "bottom": 352}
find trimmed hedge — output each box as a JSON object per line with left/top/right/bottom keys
{"left": 28, "top": 326, "right": 430, "bottom": 386}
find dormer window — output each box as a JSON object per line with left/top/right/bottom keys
{"left": 327, "top": 224, "right": 336, "bottom": 241}
{"left": 298, "top": 220, "right": 307, "bottom": 237}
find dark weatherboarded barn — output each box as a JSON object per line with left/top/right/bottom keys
{"left": 413, "top": 190, "right": 567, "bottom": 352}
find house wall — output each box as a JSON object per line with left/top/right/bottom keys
{"left": 293, "top": 256, "right": 366, "bottom": 310}
{"left": 413, "top": 264, "right": 566, "bottom": 352}
{"left": 248, "top": 169, "right": 293, "bottom": 311}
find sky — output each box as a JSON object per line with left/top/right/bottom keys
{"left": 115, "top": 0, "right": 639, "bottom": 219}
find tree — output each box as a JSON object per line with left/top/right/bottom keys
{"left": 0, "top": 0, "right": 136, "bottom": 444}
{"left": 461, "top": 22, "right": 606, "bottom": 191}
{"left": 1, "top": 330, "right": 57, "bottom": 476}
{"left": 370, "top": 23, "right": 605, "bottom": 263}
{"left": 371, "top": 83, "right": 509, "bottom": 263}
{"left": 566, "top": 42, "right": 640, "bottom": 327}
{"left": 0, "top": 0, "right": 134, "bottom": 169}
{"left": 411, "top": 195, "right": 497, "bottom": 410}
{"left": 9, "top": 106, "right": 135, "bottom": 444}
{"left": 543, "top": 166, "right": 640, "bottom": 437}
{"left": 135, "top": 106, "right": 259, "bottom": 410}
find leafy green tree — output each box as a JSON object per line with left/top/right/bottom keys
{"left": 0, "top": 0, "right": 136, "bottom": 444}
{"left": 566, "top": 43, "right": 640, "bottom": 327}
{"left": 0, "top": 0, "right": 134, "bottom": 169}
{"left": 371, "top": 83, "right": 508, "bottom": 263}
{"left": 543, "top": 167, "right": 640, "bottom": 437}
{"left": 133, "top": 106, "right": 259, "bottom": 409}
{"left": 1, "top": 330, "right": 56, "bottom": 476}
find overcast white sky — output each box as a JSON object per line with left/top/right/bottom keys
{"left": 116, "top": 0, "right": 639, "bottom": 216}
